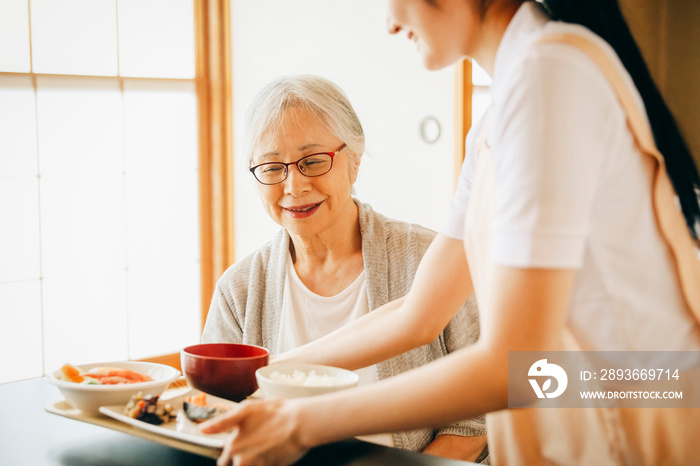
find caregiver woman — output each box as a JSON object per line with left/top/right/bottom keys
{"left": 202, "top": 1, "right": 700, "bottom": 465}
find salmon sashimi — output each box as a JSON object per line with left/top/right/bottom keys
{"left": 83, "top": 367, "right": 153, "bottom": 384}
{"left": 85, "top": 375, "right": 139, "bottom": 384}
{"left": 59, "top": 364, "right": 153, "bottom": 385}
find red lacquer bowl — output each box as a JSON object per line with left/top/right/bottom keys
{"left": 181, "top": 343, "right": 270, "bottom": 402}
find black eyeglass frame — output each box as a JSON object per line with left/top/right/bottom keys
{"left": 249, "top": 143, "right": 347, "bottom": 185}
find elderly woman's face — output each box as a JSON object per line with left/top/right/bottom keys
{"left": 252, "top": 107, "right": 358, "bottom": 237}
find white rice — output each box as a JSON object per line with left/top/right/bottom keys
{"left": 269, "top": 370, "right": 344, "bottom": 387}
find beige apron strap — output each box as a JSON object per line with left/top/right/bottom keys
{"left": 536, "top": 33, "right": 700, "bottom": 323}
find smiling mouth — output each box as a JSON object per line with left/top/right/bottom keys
{"left": 284, "top": 202, "right": 321, "bottom": 213}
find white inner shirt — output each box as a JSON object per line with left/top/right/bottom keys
{"left": 277, "top": 253, "right": 395, "bottom": 447}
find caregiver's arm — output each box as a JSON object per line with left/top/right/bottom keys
{"left": 296, "top": 266, "right": 575, "bottom": 440}
{"left": 274, "top": 233, "right": 474, "bottom": 371}
{"left": 203, "top": 266, "right": 576, "bottom": 466}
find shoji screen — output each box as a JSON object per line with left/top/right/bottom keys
{"left": 0, "top": 0, "right": 200, "bottom": 384}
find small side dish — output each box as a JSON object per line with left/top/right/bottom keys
{"left": 183, "top": 393, "right": 233, "bottom": 423}
{"left": 124, "top": 392, "right": 176, "bottom": 425}
{"left": 97, "top": 392, "right": 236, "bottom": 449}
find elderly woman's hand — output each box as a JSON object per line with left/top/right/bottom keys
{"left": 200, "top": 398, "right": 310, "bottom": 466}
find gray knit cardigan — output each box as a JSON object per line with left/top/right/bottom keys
{"left": 202, "top": 201, "right": 485, "bottom": 452}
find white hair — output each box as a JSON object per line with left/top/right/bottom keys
{"left": 245, "top": 75, "right": 365, "bottom": 168}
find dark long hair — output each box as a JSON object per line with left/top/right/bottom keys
{"left": 542, "top": 0, "right": 700, "bottom": 239}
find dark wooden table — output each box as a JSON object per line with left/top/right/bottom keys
{"left": 0, "top": 377, "right": 475, "bottom": 465}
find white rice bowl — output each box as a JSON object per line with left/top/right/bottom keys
{"left": 256, "top": 363, "right": 359, "bottom": 399}
{"left": 47, "top": 361, "right": 180, "bottom": 414}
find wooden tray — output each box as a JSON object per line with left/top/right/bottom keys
{"left": 45, "top": 399, "right": 222, "bottom": 459}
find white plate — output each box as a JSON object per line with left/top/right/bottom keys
{"left": 98, "top": 392, "right": 236, "bottom": 448}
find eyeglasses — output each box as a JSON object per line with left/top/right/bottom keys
{"left": 249, "top": 143, "right": 347, "bottom": 185}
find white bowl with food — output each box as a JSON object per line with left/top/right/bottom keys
{"left": 255, "top": 363, "right": 359, "bottom": 399}
{"left": 47, "top": 361, "right": 181, "bottom": 414}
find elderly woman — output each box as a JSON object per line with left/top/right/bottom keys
{"left": 201, "top": 75, "right": 487, "bottom": 462}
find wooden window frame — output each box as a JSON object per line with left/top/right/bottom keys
{"left": 454, "top": 59, "right": 473, "bottom": 187}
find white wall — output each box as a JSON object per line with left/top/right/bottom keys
{"left": 231, "top": 0, "right": 457, "bottom": 260}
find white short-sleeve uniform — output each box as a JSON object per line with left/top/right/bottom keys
{"left": 442, "top": 2, "right": 700, "bottom": 352}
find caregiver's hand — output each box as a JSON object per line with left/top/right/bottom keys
{"left": 200, "top": 399, "right": 309, "bottom": 466}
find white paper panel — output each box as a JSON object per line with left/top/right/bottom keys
{"left": 125, "top": 170, "right": 199, "bottom": 268}
{"left": 30, "top": 0, "right": 118, "bottom": 76}
{"left": 0, "top": 0, "right": 31, "bottom": 72}
{"left": 0, "top": 280, "right": 43, "bottom": 383}
{"left": 122, "top": 80, "right": 197, "bottom": 172}
{"left": 36, "top": 77, "right": 123, "bottom": 177}
{"left": 42, "top": 272, "right": 128, "bottom": 371}
{"left": 123, "top": 80, "right": 199, "bottom": 269}
{"left": 36, "top": 77, "right": 125, "bottom": 277}
{"left": 118, "top": 0, "right": 195, "bottom": 78}
{"left": 39, "top": 174, "right": 126, "bottom": 278}
{"left": 127, "top": 262, "right": 201, "bottom": 359}
{"left": 0, "top": 75, "right": 38, "bottom": 177}
{"left": 0, "top": 178, "right": 40, "bottom": 283}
